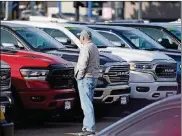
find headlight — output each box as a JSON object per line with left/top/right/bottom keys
{"left": 20, "top": 69, "right": 49, "bottom": 80}
{"left": 180, "top": 64, "right": 181, "bottom": 70}
{"left": 130, "top": 62, "right": 153, "bottom": 71}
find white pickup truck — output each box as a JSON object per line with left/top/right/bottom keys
{"left": 8, "top": 21, "right": 178, "bottom": 101}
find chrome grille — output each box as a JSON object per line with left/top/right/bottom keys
{"left": 105, "top": 65, "right": 130, "bottom": 84}
{"left": 155, "top": 63, "right": 177, "bottom": 78}
{"left": 0, "top": 68, "right": 11, "bottom": 90}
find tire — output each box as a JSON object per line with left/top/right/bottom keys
{"left": 11, "top": 86, "right": 25, "bottom": 123}
{"left": 11, "top": 86, "right": 45, "bottom": 125}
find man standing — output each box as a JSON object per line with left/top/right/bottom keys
{"left": 75, "top": 29, "right": 100, "bottom": 136}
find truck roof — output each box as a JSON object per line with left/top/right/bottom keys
{"left": 87, "top": 25, "right": 137, "bottom": 31}
{"left": 1, "top": 22, "right": 32, "bottom": 28}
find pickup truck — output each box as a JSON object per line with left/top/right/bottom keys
{"left": 0, "top": 47, "right": 75, "bottom": 122}
{"left": 10, "top": 21, "right": 178, "bottom": 101}
{"left": 0, "top": 60, "right": 12, "bottom": 122}
{"left": 87, "top": 25, "right": 181, "bottom": 94}
{"left": 96, "top": 23, "right": 181, "bottom": 50}
{"left": 31, "top": 22, "right": 178, "bottom": 102}
{"left": 64, "top": 24, "right": 178, "bottom": 101}
{"left": 0, "top": 22, "right": 131, "bottom": 108}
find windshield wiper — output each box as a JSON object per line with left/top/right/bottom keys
{"left": 142, "top": 48, "right": 164, "bottom": 51}
{"left": 97, "top": 46, "right": 108, "bottom": 48}
{"left": 38, "top": 47, "right": 60, "bottom": 52}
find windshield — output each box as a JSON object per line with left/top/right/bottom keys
{"left": 120, "top": 29, "right": 165, "bottom": 50}
{"left": 166, "top": 26, "right": 181, "bottom": 40}
{"left": 13, "top": 27, "right": 65, "bottom": 51}
{"left": 66, "top": 27, "right": 114, "bottom": 47}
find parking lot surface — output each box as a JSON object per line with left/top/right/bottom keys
{"left": 14, "top": 104, "right": 133, "bottom": 136}
{"left": 14, "top": 117, "right": 120, "bottom": 136}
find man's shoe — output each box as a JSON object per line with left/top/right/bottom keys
{"left": 78, "top": 131, "right": 96, "bottom": 136}
{"left": 82, "top": 128, "right": 87, "bottom": 132}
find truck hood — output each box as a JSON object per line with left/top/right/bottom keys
{"left": 14, "top": 50, "right": 70, "bottom": 65}
{"left": 45, "top": 48, "right": 124, "bottom": 66}
{"left": 0, "top": 60, "right": 10, "bottom": 69}
{"left": 144, "top": 48, "right": 181, "bottom": 56}
{"left": 143, "top": 48, "right": 181, "bottom": 70}
{"left": 99, "top": 47, "right": 174, "bottom": 62}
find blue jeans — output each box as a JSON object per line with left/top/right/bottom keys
{"left": 77, "top": 77, "right": 98, "bottom": 132}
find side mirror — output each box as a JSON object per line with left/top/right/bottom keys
{"left": 55, "top": 37, "right": 71, "bottom": 45}
{"left": 110, "top": 41, "right": 125, "bottom": 47}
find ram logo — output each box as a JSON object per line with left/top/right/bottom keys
{"left": 116, "top": 72, "right": 129, "bottom": 76}
{"left": 164, "top": 69, "right": 174, "bottom": 72}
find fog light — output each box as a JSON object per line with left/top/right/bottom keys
{"left": 152, "top": 93, "right": 160, "bottom": 98}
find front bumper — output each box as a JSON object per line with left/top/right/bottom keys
{"left": 129, "top": 82, "right": 178, "bottom": 100}
{"left": 18, "top": 89, "right": 75, "bottom": 110}
{"left": 94, "top": 85, "right": 130, "bottom": 104}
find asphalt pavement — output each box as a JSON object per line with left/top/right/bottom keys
{"left": 14, "top": 117, "right": 120, "bottom": 136}
{"left": 14, "top": 100, "right": 150, "bottom": 136}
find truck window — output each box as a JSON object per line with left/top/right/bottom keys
{"left": 43, "top": 28, "right": 68, "bottom": 39}
{"left": 139, "top": 27, "right": 179, "bottom": 50}
{"left": 14, "top": 27, "right": 64, "bottom": 50}
{"left": 98, "top": 31, "right": 129, "bottom": 48}
{"left": 42, "top": 28, "right": 77, "bottom": 48}
{"left": 0, "top": 29, "right": 23, "bottom": 49}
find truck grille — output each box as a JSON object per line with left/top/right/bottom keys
{"left": 0, "top": 68, "right": 11, "bottom": 90}
{"left": 155, "top": 64, "right": 177, "bottom": 78}
{"left": 47, "top": 69, "right": 74, "bottom": 89}
{"left": 105, "top": 65, "right": 130, "bottom": 84}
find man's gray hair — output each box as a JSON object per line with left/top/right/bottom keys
{"left": 78, "top": 29, "right": 92, "bottom": 39}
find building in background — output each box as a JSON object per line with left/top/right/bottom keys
{"left": 47, "top": 1, "right": 180, "bottom": 21}
{"left": 1, "top": 1, "right": 181, "bottom": 22}
{"left": 124, "top": 1, "right": 181, "bottom": 22}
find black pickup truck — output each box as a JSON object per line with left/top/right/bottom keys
{"left": 0, "top": 60, "right": 12, "bottom": 122}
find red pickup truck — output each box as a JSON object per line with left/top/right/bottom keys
{"left": 1, "top": 48, "right": 75, "bottom": 123}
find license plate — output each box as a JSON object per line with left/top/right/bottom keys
{"left": 65, "top": 101, "right": 71, "bottom": 110}
{"left": 120, "top": 97, "right": 127, "bottom": 105}
{"left": 0, "top": 105, "right": 5, "bottom": 113}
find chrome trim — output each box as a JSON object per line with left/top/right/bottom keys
{"left": 103, "top": 62, "right": 130, "bottom": 85}
{"left": 0, "top": 96, "right": 13, "bottom": 105}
